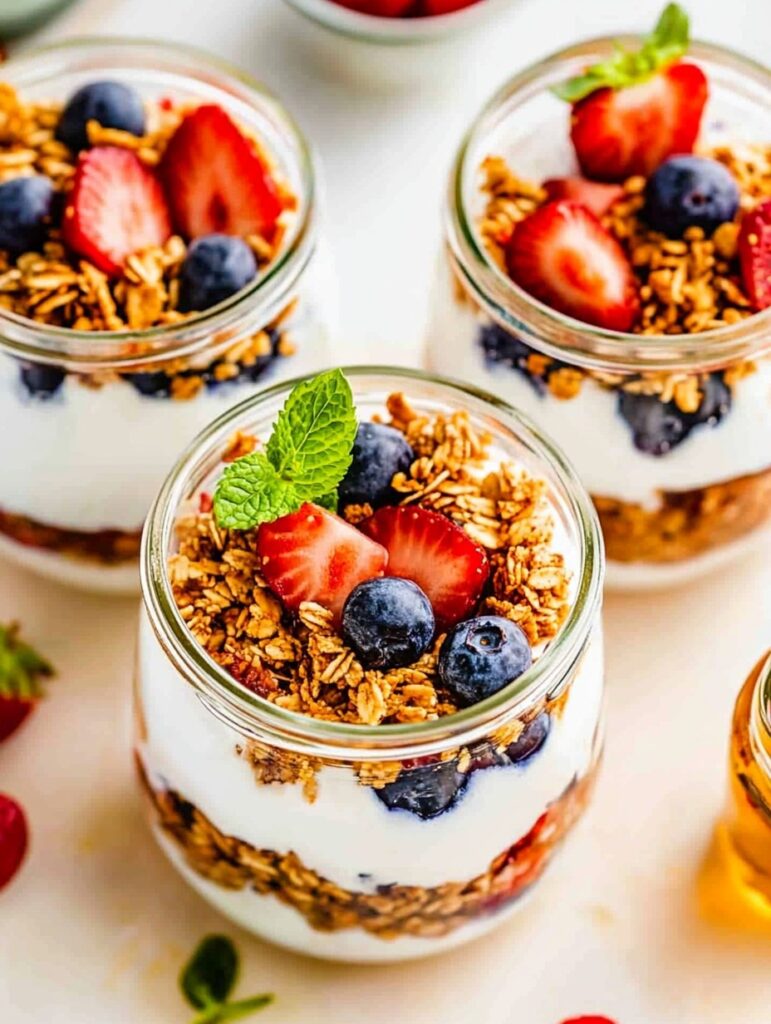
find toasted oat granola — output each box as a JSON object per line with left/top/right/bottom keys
{"left": 169, "top": 393, "right": 572, "bottom": 730}
{"left": 0, "top": 84, "right": 296, "bottom": 335}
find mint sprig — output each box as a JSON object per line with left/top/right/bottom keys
{"left": 0, "top": 622, "right": 53, "bottom": 700}
{"left": 213, "top": 369, "right": 357, "bottom": 530}
{"left": 552, "top": 3, "right": 690, "bottom": 103}
{"left": 180, "top": 935, "right": 273, "bottom": 1024}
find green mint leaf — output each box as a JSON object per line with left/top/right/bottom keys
{"left": 551, "top": 3, "right": 689, "bottom": 102}
{"left": 216, "top": 995, "right": 274, "bottom": 1021}
{"left": 180, "top": 936, "right": 238, "bottom": 1012}
{"left": 212, "top": 453, "right": 300, "bottom": 530}
{"left": 315, "top": 490, "right": 338, "bottom": 512}
{"left": 0, "top": 622, "right": 53, "bottom": 700}
{"left": 265, "top": 369, "right": 356, "bottom": 503}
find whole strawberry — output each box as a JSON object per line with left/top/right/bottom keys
{"left": 553, "top": 4, "right": 707, "bottom": 181}
{"left": 0, "top": 794, "right": 28, "bottom": 890}
{"left": 0, "top": 623, "right": 53, "bottom": 743}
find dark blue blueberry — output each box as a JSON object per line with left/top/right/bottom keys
{"left": 56, "top": 80, "right": 146, "bottom": 152}
{"left": 339, "top": 423, "right": 414, "bottom": 509}
{"left": 478, "top": 322, "right": 552, "bottom": 396}
{"left": 127, "top": 370, "right": 171, "bottom": 397}
{"left": 375, "top": 760, "right": 468, "bottom": 820}
{"left": 618, "top": 372, "right": 731, "bottom": 456}
{"left": 503, "top": 713, "right": 550, "bottom": 765}
{"left": 19, "top": 361, "right": 65, "bottom": 398}
{"left": 644, "top": 156, "right": 740, "bottom": 237}
{"left": 0, "top": 176, "right": 54, "bottom": 253}
{"left": 438, "top": 615, "right": 532, "bottom": 708}
{"left": 178, "top": 234, "right": 258, "bottom": 313}
{"left": 342, "top": 577, "right": 434, "bottom": 670}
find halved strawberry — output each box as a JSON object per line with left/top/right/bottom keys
{"left": 335, "top": 0, "right": 413, "bottom": 13}
{"left": 0, "top": 794, "right": 28, "bottom": 891}
{"left": 569, "top": 62, "right": 708, "bottom": 182}
{"left": 738, "top": 199, "right": 771, "bottom": 311}
{"left": 506, "top": 200, "right": 640, "bottom": 332}
{"left": 418, "top": 0, "right": 480, "bottom": 13}
{"left": 160, "top": 104, "right": 284, "bottom": 241}
{"left": 543, "top": 177, "right": 624, "bottom": 218}
{"left": 256, "top": 503, "right": 388, "bottom": 621}
{"left": 359, "top": 506, "right": 489, "bottom": 629}
{"left": 62, "top": 146, "right": 172, "bottom": 276}
{"left": 0, "top": 698, "right": 33, "bottom": 743}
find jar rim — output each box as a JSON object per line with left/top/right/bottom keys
{"left": 751, "top": 650, "right": 771, "bottom": 779}
{"left": 447, "top": 37, "right": 771, "bottom": 374}
{"left": 141, "top": 365, "right": 604, "bottom": 761}
{"left": 0, "top": 37, "right": 317, "bottom": 370}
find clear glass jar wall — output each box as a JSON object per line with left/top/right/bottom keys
{"left": 427, "top": 39, "right": 771, "bottom": 590}
{"left": 136, "top": 369, "right": 605, "bottom": 962}
{"left": 0, "top": 39, "right": 335, "bottom": 594}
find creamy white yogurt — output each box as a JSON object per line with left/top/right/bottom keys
{"left": 136, "top": 605, "right": 603, "bottom": 959}
{"left": 426, "top": 267, "right": 771, "bottom": 507}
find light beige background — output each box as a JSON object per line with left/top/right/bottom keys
{"left": 1, "top": 0, "right": 770, "bottom": 1021}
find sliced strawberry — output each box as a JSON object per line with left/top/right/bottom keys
{"left": 256, "top": 503, "right": 388, "bottom": 621}
{"left": 0, "top": 794, "right": 28, "bottom": 890}
{"left": 570, "top": 62, "right": 708, "bottom": 182}
{"left": 62, "top": 146, "right": 172, "bottom": 276}
{"left": 560, "top": 1018, "right": 618, "bottom": 1024}
{"left": 359, "top": 506, "right": 489, "bottom": 629}
{"left": 543, "top": 177, "right": 624, "bottom": 218}
{"left": 738, "top": 199, "right": 771, "bottom": 311}
{"left": 418, "top": 0, "right": 480, "bottom": 13}
{"left": 160, "top": 104, "right": 284, "bottom": 241}
{"left": 506, "top": 200, "right": 640, "bottom": 332}
{"left": 334, "top": 0, "right": 413, "bottom": 13}
{"left": 0, "top": 697, "right": 33, "bottom": 743}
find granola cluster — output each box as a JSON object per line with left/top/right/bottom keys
{"left": 169, "top": 393, "right": 571, "bottom": 729}
{"left": 139, "top": 756, "right": 596, "bottom": 941}
{"left": 475, "top": 144, "right": 771, "bottom": 410}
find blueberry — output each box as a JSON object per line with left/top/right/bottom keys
{"left": 375, "top": 760, "right": 468, "bottom": 820}
{"left": 178, "top": 235, "right": 258, "bottom": 314}
{"left": 644, "top": 156, "right": 740, "bottom": 237}
{"left": 0, "top": 176, "right": 54, "bottom": 253}
{"left": 618, "top": 373, "right": 731, "bottom": 456}
{"left": 56, "top": 81, "right": 146, "bottom": 152}
{"left": 339, "top": 423, "right": 414, "bottom": 509}
{"left": 438, "top": 615, "right": 532, "bottom": 708}
{"left": 19, "top": 361, "right": 65, "bottom": 398}
{"left": 504, "top": 713, "right": 550, "bottom": 764}
{"left": 479, "top": 323, "right": 550, "bottom": 395}
{"left": 342, "top": 577, "right": 434, "bottom": 670}
{"left": 127, "top": 370, "right": 171, "bottom": 397}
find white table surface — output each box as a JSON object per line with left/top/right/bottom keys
{"left": 2, "top": 0, "right": 771, "bottom": 1021}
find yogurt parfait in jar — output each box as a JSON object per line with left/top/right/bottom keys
{"left": 0, "top": 39, "right": 334, "bottom": 593}
{"left": 428, "top": 4, "right": 771, "bottom": 588}
{"left": 136, "top": 367, "right": 604, "bottom": 962}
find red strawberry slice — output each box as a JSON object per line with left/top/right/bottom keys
{"left": 0, "top": 794, "right": 28, "bottom": 891}
{"left": 738, "top": 199, "right": 771, "bottom": 311}
{"left": 334, "top": 0, "right": 413, "bottom": 13}
{"left": 160, "top": 104, "right": 284, "bottom": 241}
{"left": 0, "top": 697, "right": 33, "bottom": 743}
{"left": 62, "top": 146, "right": 172, "bottom": 276}
{"left": 543, "top": 178, "right": 624, "bottom": 218}
{"left": 359, "top": 506, "right": 489, "bottom": 629}
{"left": 506, "top": 200, "right": 640, "bottom": 332}
{"left": 419, "top": 0, "right": 480, "bottom": 13}
{"left": 256, "top": 503, "right": 388, "bottom": 621}
{"left": 570, "top": 62, "right": 708, "bottom": 182}
{"left": 560, "top": 1018, "right": 618, "bottom": 1024}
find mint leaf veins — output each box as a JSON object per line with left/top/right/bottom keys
{"left": 213, "top": 369, "right": 357, "bottom": 530}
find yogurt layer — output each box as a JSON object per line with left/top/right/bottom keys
{"left": 427, "top": 269, "right": 771, "bottom": 507}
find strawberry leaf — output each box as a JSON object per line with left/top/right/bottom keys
{"left": 552, "top": 3, "right": 690, "bottom": 102}
{"left": 0, "top": 623, "right": 53, "bottom": 700}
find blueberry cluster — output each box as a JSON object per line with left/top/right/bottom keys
{"left": 478, "top": 322, "right": 566, "bottom": 395}
{"left": 617, "top": 373, "right": 731, "bottom": 456}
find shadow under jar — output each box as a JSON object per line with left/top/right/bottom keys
{"left": 136, "top": 368, "right": 604, "bottom": 962}
{"left": 0, "top": 39, "right": 334, "bottom": 594}
{"left": 427, "top": 39, "right": 771, "bottom": 590}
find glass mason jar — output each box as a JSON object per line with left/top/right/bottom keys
{"left": 427, "top": 39, "right": 771, "bottom": 590}
{"left": 0, "top": 39, "right": 335, "bottom": 594}
{"left": 720, "top": 651, "right": 771, "bottom": 914}
{"left": 136, "top": 368, "right": 605, "bottom": 962}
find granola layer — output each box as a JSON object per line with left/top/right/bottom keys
{"left": 0, "top": 507, "right": 140, "bottom": 564}
{"left": 593, "top": 464, "right": 771, "bottom": 563}
{"left": 139, "top": 754, "right": 597, "bottom": 941}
